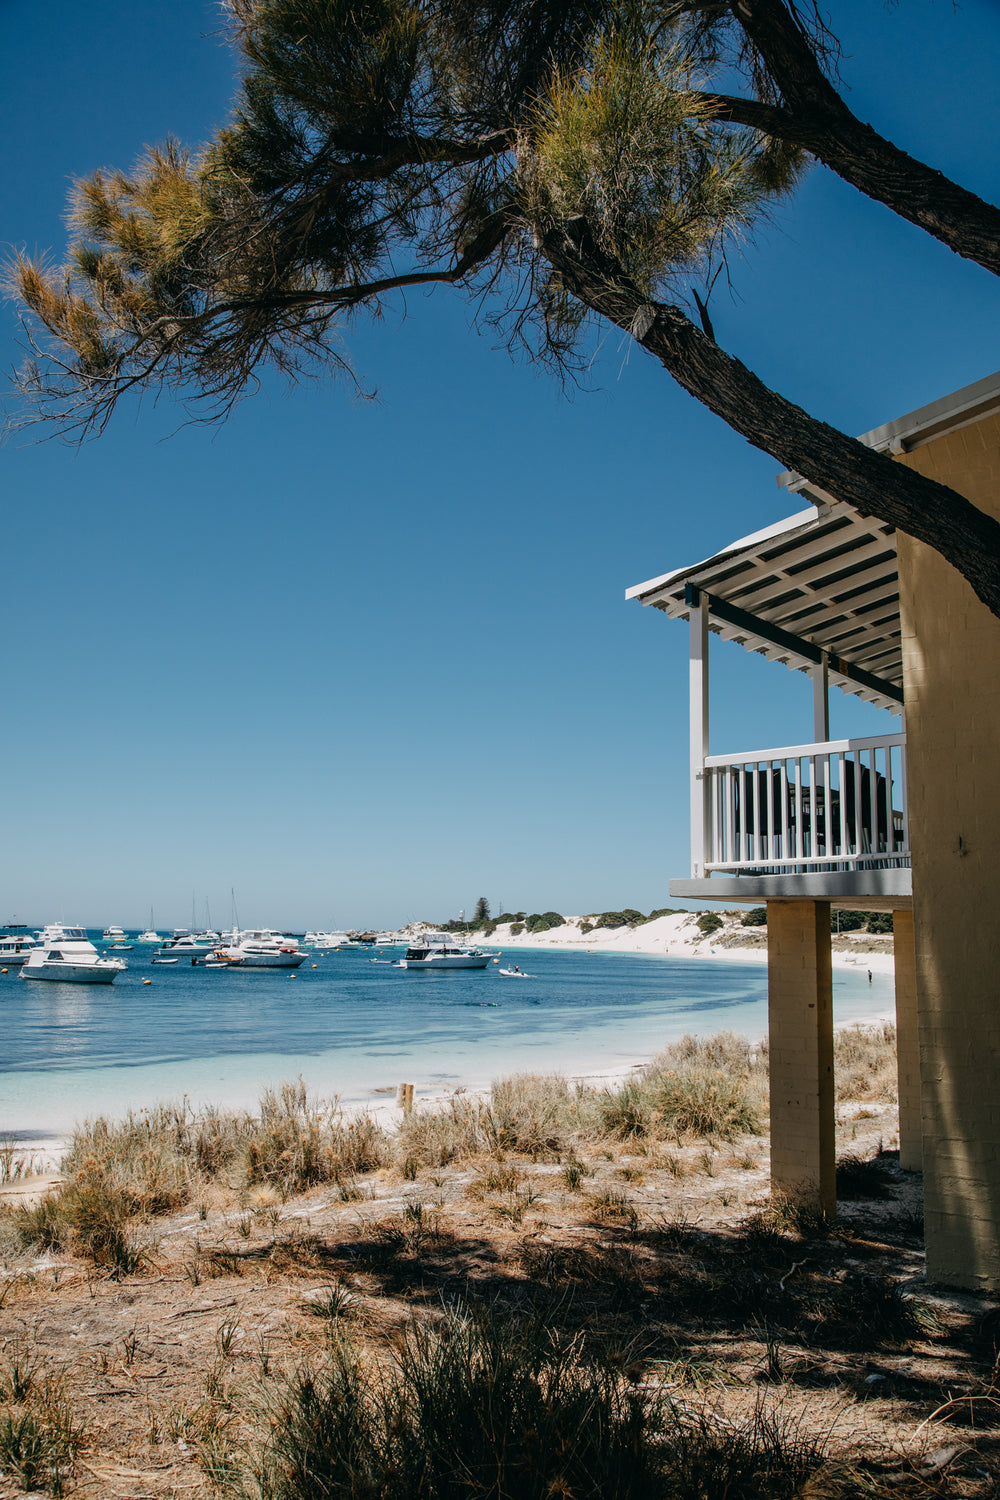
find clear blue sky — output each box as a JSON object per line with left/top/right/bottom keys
{"left": 2, "top": 1, "right": 999, "bottom": 930}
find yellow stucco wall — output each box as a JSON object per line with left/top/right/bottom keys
{"left": 896, "top": 412, "right": 1000, "bottom": 1287}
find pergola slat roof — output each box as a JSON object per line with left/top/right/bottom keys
{"left": 626, "top": 494, "right": 904, "bottom": 712}
{"left": 627, "top": 370, "right": 1000, "bottom": 715}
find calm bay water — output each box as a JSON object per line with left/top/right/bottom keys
{"left": 0, "top": 940, "right": 893, "bottom": 1140}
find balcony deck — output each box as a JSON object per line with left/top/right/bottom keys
{"left": 669, "top": 730, "right": 911, "bottom": 907}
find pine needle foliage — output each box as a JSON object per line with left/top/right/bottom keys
{"left": 7, "top": 0, "right": 801, "bottom": 435}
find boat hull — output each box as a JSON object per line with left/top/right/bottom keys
{"left": 399, "top": 954, "right": 491, "bottom": 969}
{"left": 21, "top": 963, "right": 121, "bottom": 983}
{"left": 219, "top": 948, "right": 306, "bottom": 968}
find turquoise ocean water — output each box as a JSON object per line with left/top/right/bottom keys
{"left": 0, "top": 939, "right": 893, "bottom": 1142}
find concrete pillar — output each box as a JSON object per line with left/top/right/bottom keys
{"left": 892, "top": 909, "right": 921, "bottom": 1172}
{"left": 766, "top": 900, "right": 835, "bottom": 1215}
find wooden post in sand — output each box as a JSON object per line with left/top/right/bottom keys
{"left": 397, "top": 1083, "right": 414, "bottom": 1115}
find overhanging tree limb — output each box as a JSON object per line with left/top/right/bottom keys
{"left": 540, "top": 215, "right": 1000, "bottom": 615}
{"left": 710, "top": 0, "right": 1000, "bottom": 276}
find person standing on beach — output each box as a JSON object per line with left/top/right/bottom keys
{"left": 868, "top": 970, "right": 872, "bottom": 983}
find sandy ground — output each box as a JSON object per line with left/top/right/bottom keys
{"left": 3, "top": 1082, "right": 1000, "bottom": 1500}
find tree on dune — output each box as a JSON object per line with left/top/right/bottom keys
{"left": 8, "top": 0, "right": 1000, "bottom": 615}
{"left": 473, "top": 896, "right": 491, "bottom": 924}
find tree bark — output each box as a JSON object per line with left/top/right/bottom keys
{"left": 541, "top": 216, "right": 1000, "bottom": 618}
{"left": 718, "top": 0, "right": 1000, "bottom": 278}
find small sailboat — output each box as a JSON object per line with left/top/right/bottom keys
{"left": 138, "top": 908, "right": 162, "bottom": 944}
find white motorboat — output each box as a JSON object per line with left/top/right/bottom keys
{"left": 400, "top": 934, "right": 492, "bottom": 969}
{"left": 219, "top": 929, "right": 306, "bottom": 968}
{"left": 21, "top": 925, "right": 127, "bottom": 984}
{"left": 0, "top": 926, "right": 41, "bottom": 966}
{"left": 304, "top": 930, "right": 350, "bottom": 948}
{"left": 154, "top": 930, "right": 217, "bottom": 961}
{"left": 102, "top": 925, "right": 127, "bottom": 943}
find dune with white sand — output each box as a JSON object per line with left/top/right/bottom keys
{"left": 467, "top": 909, "right": 895, "bottom": 976}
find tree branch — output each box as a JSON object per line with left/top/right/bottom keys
{"left": 724, "top": 0, "right": 1000, "bottom": 276}
{"left": 540, "top": 214, "right": 1000, "bottom": 617}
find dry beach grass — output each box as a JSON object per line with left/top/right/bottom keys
{"left": 1, "top": 1026, "right": 997, "bottom": 1498}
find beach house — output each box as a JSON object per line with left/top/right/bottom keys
{"left": 628, "top": 371, "right": 1000, "bottom": 1290}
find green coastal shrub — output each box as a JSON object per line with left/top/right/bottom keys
{"left": 509, "top": 922, "right": 525, "bottom": 936}
{"left": 526, "top": 911, "right": 564, "bottom": 933}
{"left": 696, "top": 912, "right": 724, "bottom": 936}
{"left": 831, "top": 910, "right": 894, "bottom": 934}
{"left": 741, "top": 907, "right": 767, "bottom": 927}
{"left": 831, "top": 910, "right": 865, "bottom": 933}
{"left": 595, "top": 909, "right": 645, "bottom": 929}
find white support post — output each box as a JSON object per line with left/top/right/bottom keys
{"left": 812, "top": 651, "right": 830, "bottom": 743}
{"left": 689, "top": 591, "right": 710, "bottom": 876}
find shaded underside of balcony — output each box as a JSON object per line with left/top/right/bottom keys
{"left": 669, "top": 869, "right": 912, "bottom": 909}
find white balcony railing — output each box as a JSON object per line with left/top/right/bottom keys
{"left": 700, "top": 733, "right": 909, "bottom": 874}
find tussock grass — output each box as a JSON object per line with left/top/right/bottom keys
{"left": 0, "top": 1139, "right": 42, "bottom": 1184}
{"left": 599, "top": 1033, "right": 765, "bottom": 1144}
{"left": 217, "top": 1305, "right": 843, "bottom": 1500}
{"left": 398, "top": 1074, "right": 598, "bottom": 1167}
{"left": 816, "top": 1271, "right": 938, "bottom": 1348}
{"left": 1, "top": 1085, "right": 389, "bottom": 1271}
{"left": 739, "top": 1197, "right": 835, "bottom": 1243}
{"left": 836, "top": 1151, "right": 895, "bottom": 1201}
{"left": 834, "top": 1023, "right": 897, "bottom": 1103}
{"left": 0, "top": 1026, "right": 902, "bottom": 1279}
{"left": 244, "top": 1081, "right": 390, "bottom": 1191}
{"left": 0, "top": 1348, "right": 80, "bottom": 1497}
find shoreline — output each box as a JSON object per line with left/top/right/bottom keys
{"left": 471, "top": 910, "right": 895, "bottom": 976}
{"left": 4, "top": 1006, "right": 898, "bottom": 1178}
{"left": 2, "top": 930, "right": 895, "bottom": 1171}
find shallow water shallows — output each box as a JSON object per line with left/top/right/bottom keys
{"left": 0, "top": 942, "right": 893, "bottom": 1138}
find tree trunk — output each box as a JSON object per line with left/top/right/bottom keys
{"left": 541, "top": 217, "right": 1000, "bottom": 618}
{"left": 719, "top": 0, "right": 1000, "bottom": 278}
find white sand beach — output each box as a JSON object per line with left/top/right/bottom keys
{"left": 470, "top": 910, "right": 896, "bottom": 976}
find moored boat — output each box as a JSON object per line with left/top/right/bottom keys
{"left": 154, "top": 931, "right": 217, "bottom": 961}
{"left": 0, "top": 926, "right": 41, "bottom": 966}
{"left": 21, "top": 925, "right": 127, "bottom": 984}
{"left": 304, "top": 930, "right": 350, "bottom": 948}
{"left": 219, "top": 929, "right": 306, "bottom": 968}
{"left": 399, "top": 934, "right": 492, "bottom": 970}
